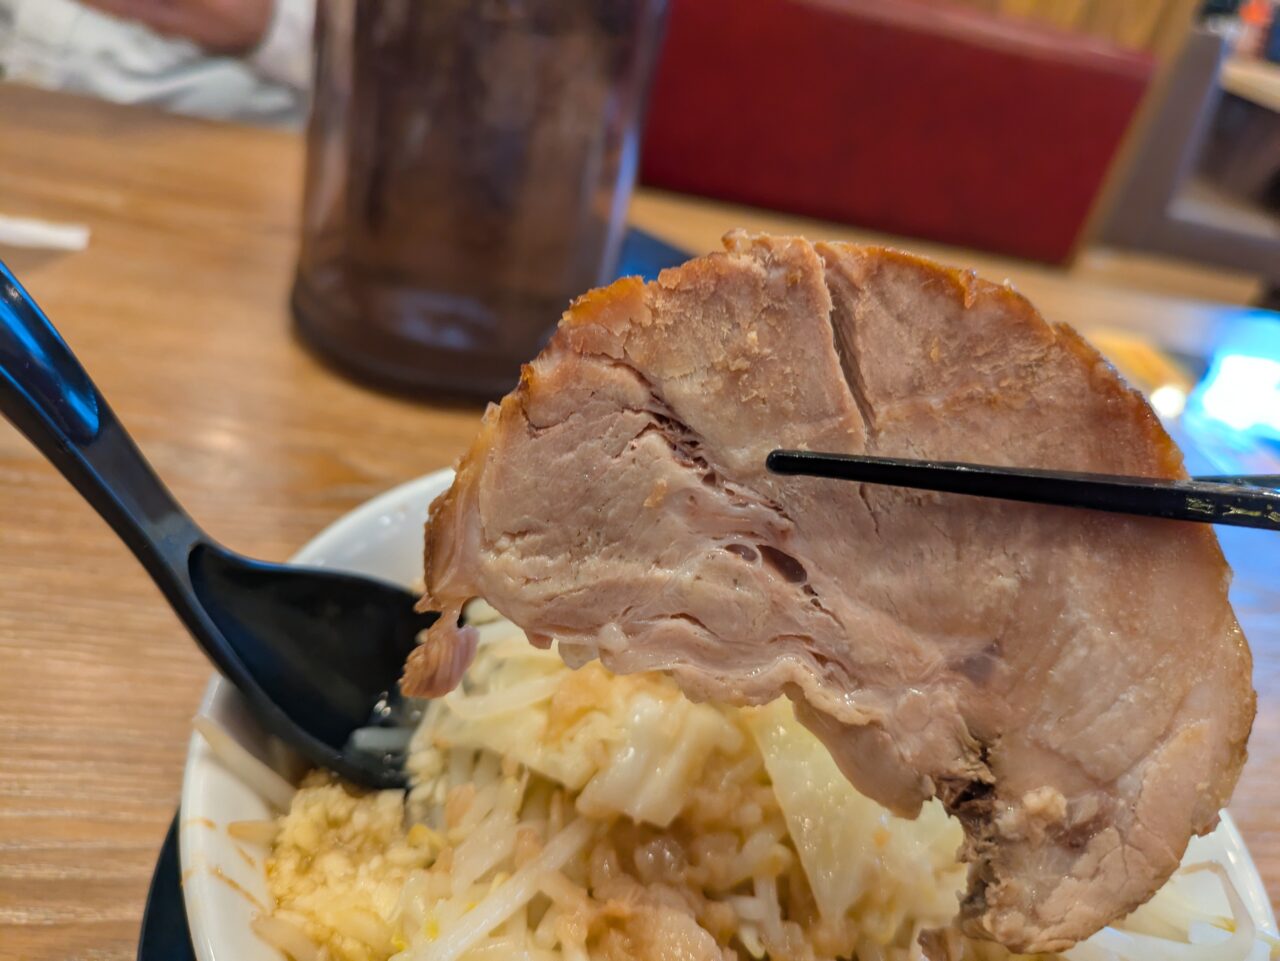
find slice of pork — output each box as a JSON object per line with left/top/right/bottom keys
{"left": 404, "top": 231, "right": 1254, "bottom": 953}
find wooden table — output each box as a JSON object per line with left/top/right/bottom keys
{"left": 0, "top": 85, "right": 1276, "bottom": 961}
{"left": 1222, "top": 56, "right": 1280, "bottom": 115}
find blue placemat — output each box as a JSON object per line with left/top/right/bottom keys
{"left": 617, "top": 227, "right": 691, "bottom": 282}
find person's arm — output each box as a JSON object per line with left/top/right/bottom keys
{"left": 79, "top": 0, "right": 274, "bottom": 53}
{"left": 79, "top": 0, "right": 314, "bottom": 89}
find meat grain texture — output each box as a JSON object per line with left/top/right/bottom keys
{"left": 405, "top": 232, "right": 1254, "bottom": 953}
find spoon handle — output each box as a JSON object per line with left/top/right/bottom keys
{"left": 0, "top": 260, "right": 205, "bottom": 576}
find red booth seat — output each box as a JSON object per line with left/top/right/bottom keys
{"left": 639, "top": 0, "right": 1155, "bottom": 264}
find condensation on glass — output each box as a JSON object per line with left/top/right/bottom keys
{"left": 292, "top": 1, "right": 668, "bottom": 398}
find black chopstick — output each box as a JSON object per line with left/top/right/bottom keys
{"left": 766, "top": 451, "right": 1280, "bottom": 532}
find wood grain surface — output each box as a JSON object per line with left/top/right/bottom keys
{"left": 0, "top": 84, "right": 1275, "bottom": 961}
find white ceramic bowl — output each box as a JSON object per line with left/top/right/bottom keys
{"left": 178, "top": 469, "right": 1276, "bottom": 961}
{"left": 180, "top": 469, "right": 454, "bottom": 961}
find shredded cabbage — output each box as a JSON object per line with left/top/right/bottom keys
{"left": 259, "top": 615, "right": 1277, "bottom": 961}
{"left": 747, "top": 699, "right": 964, "bottom": 927}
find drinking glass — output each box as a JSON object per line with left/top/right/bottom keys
{"left": 293, "top": 0, "right": 669, "bottom": 397}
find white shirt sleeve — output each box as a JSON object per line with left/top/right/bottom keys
{"left": 0, "top": 0, "right": 311, "bottom": 127}
{"left": 248, "top": 0, "right": 314, "bottom": 92}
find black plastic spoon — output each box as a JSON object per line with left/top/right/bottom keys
{"left": 0, "top": 260, "right": 434, "bottom": 789}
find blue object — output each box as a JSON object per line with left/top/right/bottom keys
{"left": 617, "top": 227, "right": 692, "bottom": 281}
{"left": 1186, "top": 313, "right": 1280, "bottom": 446}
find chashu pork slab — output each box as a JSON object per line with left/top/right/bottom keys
{"left": 404, "top": 232, "right": 1254, "bottom": 953}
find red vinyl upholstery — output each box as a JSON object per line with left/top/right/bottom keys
{"left": 639, "top": 0, "right": 1155, "bottom": 263}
